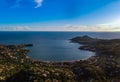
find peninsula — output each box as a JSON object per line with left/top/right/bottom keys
{"left": 0, "top": 36, "right": 120, "bottom": 82}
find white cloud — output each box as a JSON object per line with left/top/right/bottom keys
{"left": 0, "top": 26, "right": 31, "bottom": 31}
{"left": 59, "top": 24, "right": 120, "bottom": 32}
{"left": 10, "top": 0, "right": 43, "bottom": 8}
{"left": 12, "top": 26, "right": 31, "bottom": 31}
{"left": 34, "top": 0, "right": 43, "bottom": 8}
{"left": 0, "top": 23, "right": 120, "bottom": 31}
{"left": 94, "top": 23, "right": 120, "bottom": 31}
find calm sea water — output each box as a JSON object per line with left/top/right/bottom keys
{"left": 0, "top": 31, "right": 120, "bottom": 61}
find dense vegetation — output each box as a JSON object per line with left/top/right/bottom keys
{"left": 0, "top": 35, "right": 120, "bottom": 82}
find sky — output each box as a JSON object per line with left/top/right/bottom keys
{"left": 0, "top": 0, "right": 120, "bottom": 31}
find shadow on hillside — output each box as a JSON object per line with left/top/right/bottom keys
{"left": 5, "top": 70, "right": 34, "bottom": 82}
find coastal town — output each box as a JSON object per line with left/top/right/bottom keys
{"left": 0, "top": 35, "right": 120, "bottom": 82}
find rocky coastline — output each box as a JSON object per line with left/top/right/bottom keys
{"left": 0, "top": 35, "right": 120, "bottom": 82}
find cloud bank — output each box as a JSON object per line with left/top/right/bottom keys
{"left": 0, "top": 24, "right": 120, "bottom": 31}
{"left": 0, "top": 26, "right": 31, "bottom": 31}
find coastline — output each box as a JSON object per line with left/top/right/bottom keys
{"left": 0, "top": 35, "right": 120, "bottom": 82}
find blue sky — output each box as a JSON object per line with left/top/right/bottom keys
{"left": 0, "top": 0, "right": 120, "bottom": 31}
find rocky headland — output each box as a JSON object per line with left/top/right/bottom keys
{"left": 0, "top": 35, "right": 120, "bottom": 82}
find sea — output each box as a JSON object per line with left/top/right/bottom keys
{"left": 0, "top": 31, "right": 120, "bottom": 62}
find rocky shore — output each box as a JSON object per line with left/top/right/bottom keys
{"left": 0, "top": 35, "right": 120, "bottom": 82}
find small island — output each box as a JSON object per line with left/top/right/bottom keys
{"left": 0, "top": 36, "right": 120, "bottom": 82}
